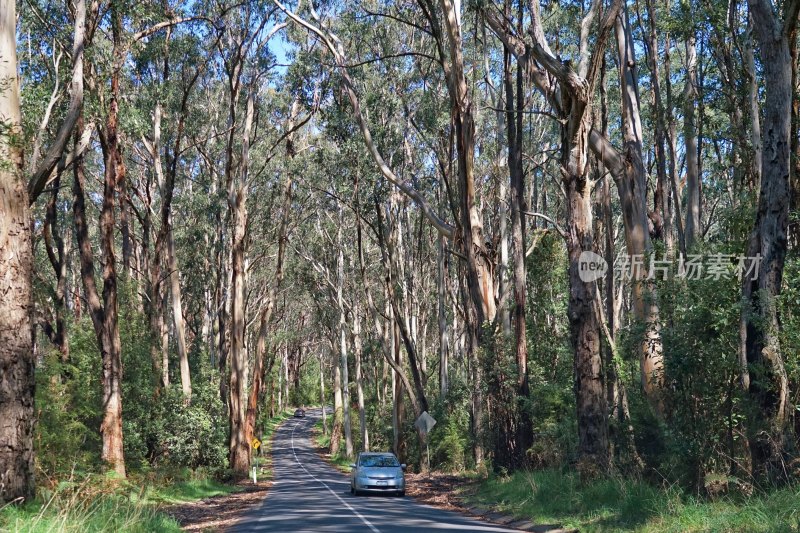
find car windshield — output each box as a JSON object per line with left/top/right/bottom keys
{"left": 360, "top": 455, "right": 399, "bottom": 467}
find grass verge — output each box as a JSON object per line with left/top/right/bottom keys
{"left": 463, "top": 469, "right": 800, "bottom": 532}
{"left": 0, "top": 410, "right": 297, "bottom": 532}
{"left": 312, "top": 417, "right": 354, "bottom": 473}
{"left": 0, "top": 471, "right": 235, "bottom": 533}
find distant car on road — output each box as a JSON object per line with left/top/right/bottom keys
{"left": 294, "top": 408, "right": 305, "bottom": 418}
{"left": 350, "top": 452, "right": 406, "bottom": 497}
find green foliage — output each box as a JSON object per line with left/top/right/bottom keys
{"left": 523, "top": 233, "right": 576, "bottom": 468}
{"left": 35, "top": 322, "right": 104, "bottom": 475}
{"left": 482, "top": 329, "right": 528, "bottom": 470}
{"left": 428, "top": 381, "right": 472, "bottom": 472}
{"left": 289, "top": 356, "right": 322, "bottom": 408}
{"left": 781, "top": 255, "right": 800, "bottom": 402}
{"left": 432, "top": 408, "right": 470, "bottom": 472}
{"left": 126, "top": 382, "right": 228, "bottom": 472}
{"left": 138, "top": 475, "right": 237, "bottom": 505}
{"left": 255, "top": 408, "right": 293, "bottom": 459}
{"left": 35, "top": 298, "right": 227, "bottom": 479}
{"left": 647, "top": 240, "right": 748, "bottom": 487}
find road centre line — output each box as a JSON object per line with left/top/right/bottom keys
{"left": 289, "top": 417, "right": 381, "bottom": 533}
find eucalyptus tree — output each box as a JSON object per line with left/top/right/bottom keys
{"left": 2, "top": 0, "right": 94, "bottom": 497}
{"left": 132, "top": 21, "right": 210, "bottom": 395}
{"left": 68, "top": 0, "right": 202, "bottom": 478}
{"left": 0, "top": 0, "right": 35, "bottom": 503}
{"left": 740, "top": 0, "right": 799, "bottom": 480}
{"left": 487, "top": 0, "right": 622, "bottom": 469}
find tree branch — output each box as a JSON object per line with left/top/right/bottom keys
{"left": 28, "top": 0, "right": 86, "bottom": 203}
{"left": 274, "top": 0, "right": 455, "bottom": 238}
{"left": 523, "top": 211, "right": 567, "bottom": 240}
{"left": 131, "top": 16, "right": 209, "bottom": 42}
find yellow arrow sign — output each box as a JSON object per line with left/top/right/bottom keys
{"left": 251, "top": 438, "right": 261, "bottom": 449}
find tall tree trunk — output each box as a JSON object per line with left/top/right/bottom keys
{"left": 791, "top": 25, "right": 800, "bottom": 249}
{"left": 0, "top": 0, "right": 35, "bottom": 500}
{"left": 148, "top": 99, "right": 192, "bottom": 397}
{"left": 41, "top": 173, "right": 71, "bottom": 363}
{"left": 612, "top": 6, "right": 665, "bottom": 410}
{"left": 337, "top": 213, "right": 354, "bottom": 460}
{"left": 167, "top": 227, "right": 191, "bottom": 397}
{"left": 227, "top": 91, "right": 254, "bottom": 476}
{"left": 392, "top": 320, "right": 406, "bottom": 463}
{"left": 244, "top": 94, "right": 300, "bottom": 442}
{"left": 745, "top": 20, "right": 763, "bottom": 193}
{"left": 740, "top": 0, "right": 798, "bottom": 480}
{"left": 319, "top": 354, "right": 328, "bottom": 435}
{"left": 282, "top": 346, "right": 289, "bottom": 409}
{"left": 331, "top": 342, "right": 343, "bottom": 456}
{"left": 683, "top": 30, "right": 701, "bottom": 249}
{"left": 487, "top": 0, "right": 619, "bottom": 471}
{"left": 487, "top": 0, "right": 646, "bottom": 446}
{"left": 567, "top": 167, "right": 610, "bottom": 473}
{"left": 88, "top": 4, "right": 127, "bottom": 477}
{"left": 245, "top": 172, "right": 292, "bottom": 442}
{"left": 277, "top": 351, "right": 284, "bottom": 412}
{"left": 506, "top": 37, "right": 531, "bottom": 432}
{"left": 644, "top": 0, "right": 671, "bottom": 248}
{"left": 664, "top": 34, "right": 686, "bottom": 255}
{"left": 353, "top": 299, "right": 369, "bottom": 452}
{"left": 437, "top": 234, "right": 450, "bottom": 398}
{"left": 495, "top": 86, "right": 511, "bottom": 337}
{"left": 438, "top": 0, "right": 495, "bottom": 466}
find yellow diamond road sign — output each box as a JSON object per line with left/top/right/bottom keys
{"left": 251, "top": 438, "right": 261, "bottom": 449}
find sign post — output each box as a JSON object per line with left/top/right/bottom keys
{"left": 251, "top": 437, "right": 262, "bottom": 483}
{"left": 414, "top": 411, "right": 437, "bottom": 472}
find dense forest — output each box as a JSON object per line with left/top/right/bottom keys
{"left": 1, "top": 0, "right": 800, "bottom": 527}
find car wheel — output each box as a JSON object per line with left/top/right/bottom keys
{"left": 398, "top": 490, "right": 405, "bottom": 497}
{"left": 353, "top": 489, "right": 361, "bottom": 496}
{"left": 350, "top": 485, "right": 354, "bottom": 495}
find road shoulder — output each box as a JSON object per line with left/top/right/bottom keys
{"left": 162, "top": 411, "right": 292, "bottom": 531}
{"left": 163, "top": 480, "right": 271, "bottom": 532}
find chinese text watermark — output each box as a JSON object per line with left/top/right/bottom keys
{"left": 578, "top": 251, "right": 761, "bottom": 283}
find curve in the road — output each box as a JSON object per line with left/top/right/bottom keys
{"left": 229, "top": 408, "right": 520, "bottom": 532}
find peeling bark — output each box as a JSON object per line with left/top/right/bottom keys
{"left": 0, "top": 0, "right": 35, "bottom": 500}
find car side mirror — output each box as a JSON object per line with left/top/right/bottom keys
{"left": 401, "top": 464, "right": 407, "bottom": 471}
{"left": 349, "top": 464, "right": 357, "bottom": 469}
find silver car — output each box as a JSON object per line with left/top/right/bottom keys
{"left": 350, "top": 452, "right": 406, "bottom": 496}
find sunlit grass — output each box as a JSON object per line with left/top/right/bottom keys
{"left": 464, "top": 469, "right": 800, "bottom": 532}
{"left": 0, "top": 479, "right": 183, "bottom": 533}
{"left": 139, "top": 476, "right": 238, "bottom": 505}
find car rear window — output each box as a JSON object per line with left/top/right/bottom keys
{"left": 360, "top": 455, "right": 400, "bottom": 467}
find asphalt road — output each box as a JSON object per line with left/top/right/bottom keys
{"left": 230, "top": 408, "right": 519, "bottom": 532}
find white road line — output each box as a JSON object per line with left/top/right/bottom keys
{"left": 289, "top": 417, "right": 381, "bottom": 533}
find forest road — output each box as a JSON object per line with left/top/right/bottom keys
{"left": 228, "top": 408, "right": 520, "bottom": 532}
